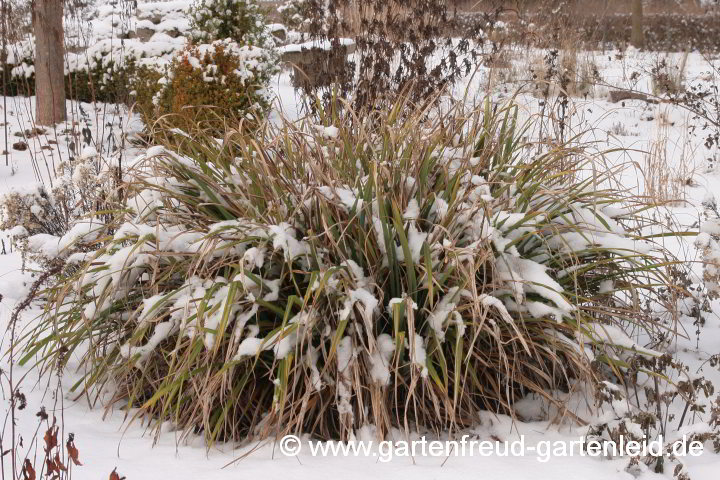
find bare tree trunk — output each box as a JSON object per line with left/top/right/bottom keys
{"left": 2, "top": 0, "right": 9, "bottom": 166}
{"left": 34, "top": 0, "right": 66, "bottom": 125}
{"left": 631, "top": 0, "right": 644, "bottom": 49}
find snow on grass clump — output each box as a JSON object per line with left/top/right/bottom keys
{"left": 21, "top": 97, "right": 679, "bottom": 445}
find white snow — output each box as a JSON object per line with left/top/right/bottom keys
{"left": 368, "top": 333, "right": 395, "bottom": 385}
{"left": 277, "top": 38, "right": 355, "bottom": 54}
{"left": 409, "top": 333, "right": 428, "bottom": 377}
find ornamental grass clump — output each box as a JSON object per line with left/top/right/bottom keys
{"left": 22, "top": 97, "right": 678, "bottom": 445}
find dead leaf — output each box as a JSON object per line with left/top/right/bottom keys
{"left": 46, "top": 457, "right": 60, "bottom": 476}
{"left": 44, "top": 426, "right": 58, "bottom": 452}
{"left": 109, "top": 467, "right": 126, "bottom": 480}
{"left": 22, "top": 459, "right": 36, "bottom": 480}
{"left": 66, "top": 437, "right": 82, "bottom": 466}
{"left": 53, "top": 453, "right": 67, "bottom": 472}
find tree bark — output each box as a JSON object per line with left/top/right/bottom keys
{"left": 631, "top": 0, "right": 644, "bottom": 49}
{"left": 34, "top": 0, "right": 66, "bottom": 125}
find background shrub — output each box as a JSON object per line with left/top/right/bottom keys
{"left": 145, "top": 39, "right": 278, "bottom": 135}
{"left": 189, "top": 0, "right": 269, "bottom": 46}
{"left": 297, "top": 0, "right": 482, "bottom": 109}
{"left": 6, "top": 48, "right": 162, "bottom": 105}
{"left": 277, "top": 0, "right": 324, "bottom": 33}
{"left": 131, "top": 65, "right": 165, "bottom": 119}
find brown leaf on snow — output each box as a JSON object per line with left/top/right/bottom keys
{"left": 44, "top": 425, "right": 58, "bottom": 452}
{"left": 66, "top": 437, "right": 83, "bottom": 466}
{"left": 109, "top": 467, "right": 126, "bottom": 480}
{"left": 53, "top": 453, "right": 67, "bottom": 472}
{"left": 46, "top": 457, "right": 60, "bottom": 476}
{"left": 21, "top": 459, "right": 36, "bottom": 480}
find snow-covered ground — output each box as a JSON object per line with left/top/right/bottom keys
{"left": 2, "top": 2, "right": 720, "bottom": 479}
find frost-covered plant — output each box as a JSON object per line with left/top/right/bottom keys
{"left": 696, "top": 194, "right": 720, "bottom": 300}
{"left": 6, "top": 55, "right": 143, "bottom": 104}
{"left": 23, "top": 98, "right": 679, "bottom": 444}
{"left": 189, "top": 0, "right": 268, "bottom": 46}
{"left": 277, "top": 0, "right": 316, "bottom": 31}
{"left": 650, "top": 54, "right": 689, "bottom": 97}
{"left": 1, "top": 147, "right": 118, "bottom": 239}
{"left": 147, "top": 39, "right": 277, "bottom": 135}
{"left": 0, "top": 147, "right": 121, "bottom": 267}
{"left": 298, "top": 0, "right": 481, "bottom": 109}
{"left": 588, "top": 354, "right": 720, "bottom": 478}
{"left": 1, "top": 188, "right": 69, "bottom": 239}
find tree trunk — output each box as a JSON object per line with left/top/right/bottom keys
{"left": 34, "top": 0, "right": 66, "bottom": 125}
{"left": 631, "top": 0, "right": 644, "bottom": 49}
